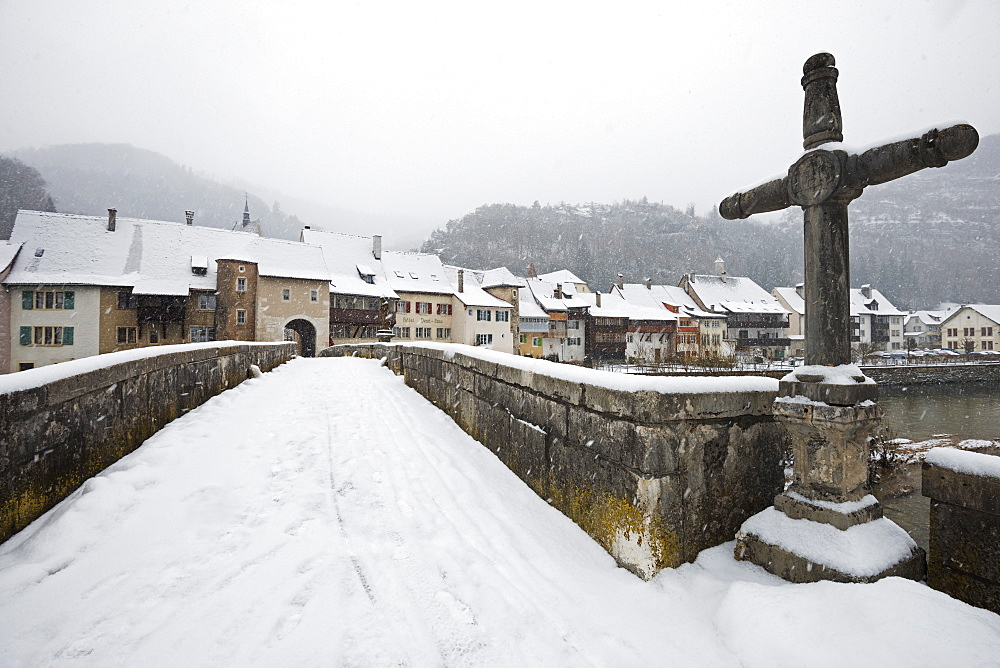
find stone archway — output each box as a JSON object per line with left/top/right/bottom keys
{"left": 284, "top": 319, "right": 317, "bottom": 357}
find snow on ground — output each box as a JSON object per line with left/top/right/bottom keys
{"left": 1, "top": 357, "right": 998, "bottom": 667}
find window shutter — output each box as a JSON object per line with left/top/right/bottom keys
{"left": 20, "top": 326, "right": 32, "bottom": 345}
{"left": 22, "top": 291, "right": 33, "bottom": 309}
{"left": 406, "top": 301, "right": 411, "bottom": 313}
{"left": 448, "top": 305, "right": 453, "bottom": 315}
{"left": 63, "top": 291, "right": 75, "bottom": 309}
{"left": 63, "top": 327, "right": 74, "bottom": 345}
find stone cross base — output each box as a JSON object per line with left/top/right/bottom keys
{"left": 734, "top": 376, "right": 926, "bottom": 583}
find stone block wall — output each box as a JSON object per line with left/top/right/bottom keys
{"left": 923, "top": 452, "right": 1000, "bottom": 614}
{"left": 0, "top": 342, "right": 295, "bottom": 544}
{"left": 324, "top": 344, "right": 786, "bottom": 579}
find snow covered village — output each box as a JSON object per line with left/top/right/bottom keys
{"left": 2, "top": 2, "right": 1000, "bottom": 666}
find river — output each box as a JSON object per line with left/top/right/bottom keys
{"left": 878, "top": 381, "right": 1000, "bottom": 442}
{"left": 873, "top": 381, "right": 999, "bottom": 553}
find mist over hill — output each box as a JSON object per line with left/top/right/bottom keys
{"left": 5, "top": 143, "right": 431, "bottom": 248}
{"left": 422, "top": 134, "right": 1000, "bottom": 310}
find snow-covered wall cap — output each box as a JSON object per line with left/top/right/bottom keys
{"left": 925, "top": 447, "right": 1000, "bottom": 479}
{"left": 0, "top": 340, "right": 290, "bottom": 394}
{"left": 379, "top": 342, "right": 779, "bottom": 395}
{"left": 780, "top": 364, "right": 875, "bottom": 385}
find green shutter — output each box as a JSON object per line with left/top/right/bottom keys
{"left": 63, "top": 291, "right": 75, "bottom": 309}
{"left": 19, "top": 326, "right": 31, "bottom": 345}
{"left": 63, "top": 327, "right": 74, "bottom": 345}
{"left": 22, "top": 291, "right": 33, "bottom": 310}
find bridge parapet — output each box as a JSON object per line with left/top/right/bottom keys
{"left": 1, "top": 342, "right": 295, "bottom": 544}
{"left": 323, "top": 343, "right": 786, "bottom": 579}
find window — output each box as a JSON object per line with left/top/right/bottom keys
{"left": 117, "top": 327, "right": 138, "bottom": 345}
{"left": 237, "top": 277, "right": 247, "bottom": 293}
{"left": 396, "top": 301, "right": 408, "bottom": 313}
{"left": 567, "top": 320, "right": 579, "bottom": 329}
{"left": 311, "top": 290, "right": 318, "bottom": 302}
{"left": 415, "top": 327, "right": 432, "bottom": 339}
{"left": 476, "top": 333, "right": 493, "bottom": 345}
{"left": 117, "top": 291, "right": 138, "bottom": 309}
{"left": 496, "top": 310, "right": 510, "bottom": 322}
{"left": 436, "top": 303, "right": 453, "bottom": 316}
{"left": 189, "top": 327, "right": 215, "bottom": 342}
{"left": 198, "top": 294, "right": 217, "bottom": 310}
{"left": 476, "top": 309, "right": 492, "bottom": 321}
{"left": 282, "top": 288, "right": 291, "bottom": 301}
{"left": 532, "top": 337, "right": 542, "bottom": 347}
{"left": 416, "top": 302, "right": 431, "bottom": 314}
{"left": 739, "top": 330, "right": 748, "bottom": 339}
{"left": 149, "top": 328, "right": 159, "bottom": 344}
{"left": 984, "top": 340, "right": 995, "bottom": 350}
{"left": 237, "top": 309, "right": 247, "bottom": 325}
{"left": 567, "top": 337, "right": 581, "bottom": 346}
{"left": 18, "top": 362, "right": 34, "bottom": 371}
{"left": 520, "top": 334, "right": 527, "bottom": 343}
{"left": 983, "top": 327, "right": 994, "bottom": 337}
{"left": 23, "top": 325, "right": 73, "bottom": 346}
{"left": 239, "top": 265, "right": 245, "bottom": 273}
{"left": 24, "top": 290, "right": 75, "bottom": 310}
{"left": 436, "top": 328, "right": 451, "bottom": 339}
{"left": 393, "top": 327, "right": 411, "bottom": 338}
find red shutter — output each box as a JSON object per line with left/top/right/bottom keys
{"left": 448, "top": 304, "right": 453, "bottom": 315}
{"left": 406, "top": 301, "right": 411, "bottom": 313}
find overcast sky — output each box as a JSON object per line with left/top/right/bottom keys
{"left": 2, "top": 0, "right": 998, "bottom": 241}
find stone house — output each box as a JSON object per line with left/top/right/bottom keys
{"left": 3, "top": 209, "right": 329, "bottom": 372}
{"left": 381, "top": 250, "right": 458, "bottom": 345}
{"left": 300, "top": 228, "right": 399, "bottom": 345}
{"left": 445, "top": 266, "right": 517, "bottom": 353}
{"left": 904, "top": 309, "right": 950, "bottom": 349}
{"left": 525, "top": 278, "right": 587, "bottom": 362}
{"left": 680, "top": 269, "right": 789, "bottom": 360}
{"left": 940, "top": 305, "right": 1000, "bottom": 352}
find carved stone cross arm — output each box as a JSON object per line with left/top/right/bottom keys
{"left": 719, "top": 123, "right": 978, "bottom": 220}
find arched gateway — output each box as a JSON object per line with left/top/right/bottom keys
{"left": 283, "top": 319, "right": 317, "bottom": 357}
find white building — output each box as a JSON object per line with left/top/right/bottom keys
{"left": 525, "top": 277, "right": 587, "bottom": 362}
{"left": 445, "top": 266, "right": 516, "bottom": 353}
{"left": 940, "top": 305, "right": 1000, "bottom": 352}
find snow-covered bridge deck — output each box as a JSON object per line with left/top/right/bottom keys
{"left": 1, "top": 357, "right": 997, "bottom": 665}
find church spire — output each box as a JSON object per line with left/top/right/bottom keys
{"left": 243, "top": 196, "right": 251, "bottom": 227}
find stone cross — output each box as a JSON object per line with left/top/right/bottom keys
{"left": 720, "top": 52, "right": 978, "bottom": 367}
{"left": 725, "top": 53, "right": 978, "bottom": 584}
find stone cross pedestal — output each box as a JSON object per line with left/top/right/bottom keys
{"left": 720, "top": 53, "right": 978, "bottom": 583}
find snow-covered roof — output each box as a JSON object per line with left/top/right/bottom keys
{"left": 772, "top": 287, "right": 805, "bottom": 315}
{"left": 444, "top": 266, "right": 513, "bottom": 309}
{"left": 943, "top": 304, "right": 1000, "bottom": 326}
{"left": 0, "top": 241, "right": 22, "bottom": 272}
{"left": 525, "top": 277, "right": 588, "bottom": 313}
{"left": 536, "top": 269, "right": 586, "bottom": 287}
{"left": 6, "top": 210, "right": 329, "bottom": 295}
{"left": 904, "top": 310, "right": 949, "bottom": 327}
{"left": 616, "top": 283, "right": 716, "bottom": 319}
{"left": 849, "top": 288, "right": 905, "bottom": 317}
{"left": 518, "top": 291, "right": 549, "bottom": 319}
{"left": 381, "top": 251, "right": 453, "bottom": 295}
{"left": 479, "top": 266, "right": 527, "bottom": 289}
{"left": 684, "top": 274, "right": 784, "bottom": 315}
{"left": 575, "top": 292, "right": 677, "bottom": 322}
{"left": 300, "top": 229, "right": 397, "bottom": 298}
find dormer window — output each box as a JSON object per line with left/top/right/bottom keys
{"left": 191, "top": 255, "right": 208, "bottom": 276}
{"left": 409, "top": 272, "right": 418, "bottom": 279}
{"left": 395, "top": 271, "right": 405, "bottom": 278}
{"left": 356, "top": 264, "right": 376, "bottom": 285}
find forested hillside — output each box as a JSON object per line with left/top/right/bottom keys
{"left": 422, "top": 134, "right": 1000, "bottom": 310}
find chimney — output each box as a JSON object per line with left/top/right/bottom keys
{"left": 795, "top": 282, "right": 804, "bottom": 299}
{"left": 107, "top": 208, "right": 117, "bottom": 232}
{"left": 458, "top": 269, "right": 464, "bottom": 293}
{"left": 373, "top": 234, "right": 382, "bottom": 260}
{"left": 304, "top": 225, "right": 311, "bottom": 230}
{"left": 595, "top": 291, "right": 602, "bottom": 308}
{"left": 616, "top": 273, "right": 624, "bottom": 290}
{"left": 645, "top": 277, "right": 652, "bottom": 290}
{"left": 861, "top": 284, "right": 872, "bottom": 299}
{"left": 715, "top": 256, "right": 726, "bottom": 275}
{"left": 185, "top": 210, "right": 194, "bottom": 226}
{"left": 554, "top": 283, "right": 562, "bottom": 299}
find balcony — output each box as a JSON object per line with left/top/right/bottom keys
{"left": 331, "top": 308, "right": 384, "bottom": 325}
{"left": 136, "top": 295, "right": 186, "bottom": 322}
